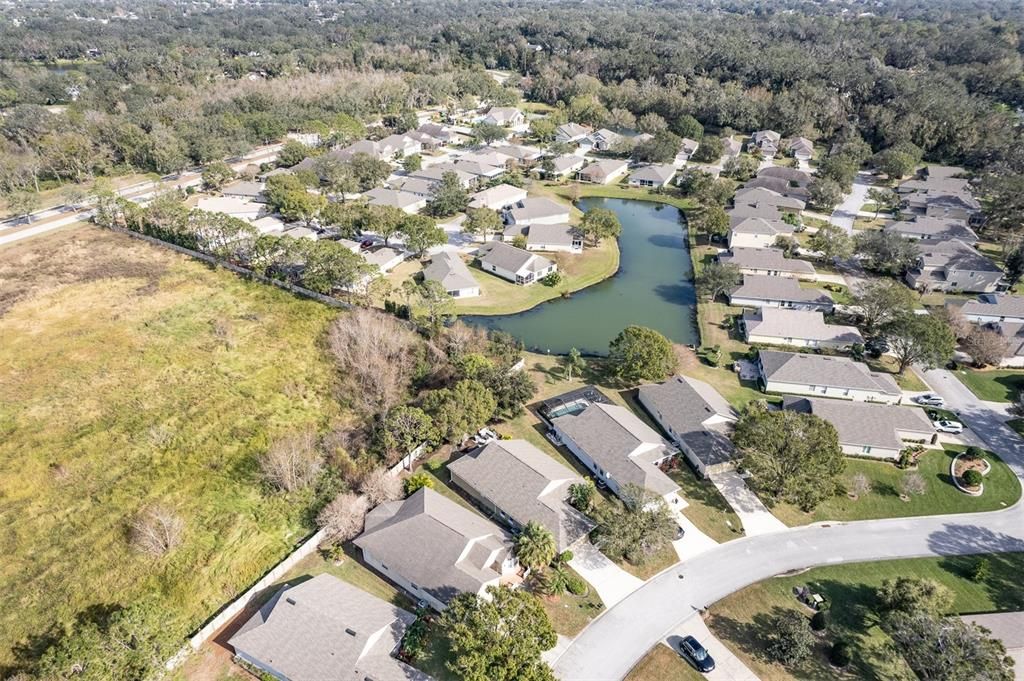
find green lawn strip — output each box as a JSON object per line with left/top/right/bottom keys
{"left": 614, "top": 543, "right": 679, "bottom": 581}
{"left": 1007, "top": 418, "right": 1024, "bottom": 437}
{"left": 535, "top": 565, "right": 606, "bottom": 637}
{"left": 798, "top": 279, "right": 853, "bottom": 305}
{"left": 862, "top": 356, "right": 929, "bottom": 392}
{"left": 770, "top": 447, "right": 1020, "bottom": 527}
{"left": 625, "top": 643, "right": 706, "bottom": 681}
{"left": 707, "top": 553, "right": 1024, "bottom": 681}
{"left": 544, "top": 182, "right": 698, "bottom": 212}
{"left": 955, "top": 368, "right": 1024, "bottom": 402}
{"left": 668, "top": 468, "right": 744, "bottom": 543}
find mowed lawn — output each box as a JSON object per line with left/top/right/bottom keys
{"left": 955, "top": 368, "right": 1024, "bottom": 402}
{"left": 625, "top": 643, "right": 705, "bottom": 681}
{"left": 0, "top": 227, "right": 342, "bottom": 669}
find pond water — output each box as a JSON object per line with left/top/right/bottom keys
{"left": 463, "top": 197, "right": 698, "bottom": 355}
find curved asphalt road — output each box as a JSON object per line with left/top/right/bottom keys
{"left": 554, "top": 368, "right": 1024, "bottom": 681}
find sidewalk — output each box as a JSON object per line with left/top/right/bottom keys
{"left": 708, "top": 470, "right": 787, "bottom": 536}
{"left": 568, "top": 541, "right": 643, "bottom": 608}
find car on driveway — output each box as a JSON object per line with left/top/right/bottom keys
{"left": 916, "top": 393, "right": 946, "bottom": 407}
{"left": 678, "top": 635, "right": 715, "bottom": 673}
{"left": 935, "top": 420, "right": 964, "bottom": 434}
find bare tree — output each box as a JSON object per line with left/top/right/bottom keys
{"left": 317, "top": 493, "right": 370, "bottom": 542}
{"left": 129, "top": 505, "right": 184, "bottom": 556}
{"left": 360, "top": 467, "right": 403, "bottom": 507}
{"left": 259, "top": 429, "right": 324, "bottom": 493}
{"left": 327, "top": 308, "right": 419, "bottom": 415}
{"left": 849, "top": 472, "right": 872, "bottom": 499}
{"left": 901, "top": 472, "right": 927, "bottom": 498}
{"left": 962, "top": 326, "right": 1009, "bottom": 368}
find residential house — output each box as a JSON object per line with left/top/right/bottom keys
{"left": 638, "top": 375, "right": 739, "bottom": 477}
{"left": 756, "top": 350, "right": 903, "bottom": 404}
{"left": 526, "top": 223, "right": 583, "bottom": 253}
{"left": 742, "top": 174, "right": 811, "bottom": 202}
{"left": 416, "top": 122, "right": 461, "bottom": 147}
{"left": 410, "top": 164, "right": 476, "bottom": 189}
{"left": 904, "top": 238, "right": 1003, "bottom": 293}
{"left": 728, "top": 217, "right": 797, "bottom": 249}
{"left": 354, "top": 487, "right": 518, "bottom": 612}
{"left": 676, "top": 138, "right": 700, "bottom": 166}
{"left": 741, "top": 308, "right": 863, "bottom": 350}
{"left": 897, "top": 166, "right": 981, "bottom": 222}
{"left": 453, "top": 159, "right": 506, "bottom": 180}
{"left": 478, "top": 242, "right": 557, "bottom": 285}
{"left": 448, "top": 440, "right": 595, "bottom": 551}
{"left": 281, "top": 226, "right": 318, "bottom": 240}
{"left": 362, "top": 187, "right": 427, "bottom": 215}
{"left": 498, "top": 145, "right": 544, "bottom": 164}
{"left": 228, "top": 574, "right": 426, "bottom": 681}
{"left": 730, "top": 186, "right": 806, "bottom": 220}
{"left": 783, "top": 396, "right": 936, "bottom": 460}
{"left": 550, "top": 402, "right": 681, "bottom": 504}
{"left": 628, "top": 163, "right": 677, "bottom": 188}
{"left": 543, "top": 154, "right": 586, "bottom": 179}
{"left": 786, "top": 137, "right": 814, "bottom": 162}
{"left": 252, "top": 215, "right": 286, "bottom": 235}
{"left": 221, "top": 180, "right": 266, "bottom": 202}
{"left": 388, "top": 176, "right": 439, "bottom": 198}
{"left": 423, "top": 251, "right": 480, "bottom": 298}
{"left": 469, "top": 183, "right": 529, "bottom": 211}
{"left": 749, "top": 130, "right": 781, "bottom": 157}
{"left": 718, "top": 247, "right": 818, "bottom": 280}
{"left": 758, "top": 166, "right": 813, "bottom": 187}
{"left": 728, "top": 274, "right": 834, "bottom": 312}
{"left": 196, "top": 196, "right": 264, "bottom": 221}
{"left": 508, "top": 196, "right": 571, "bottom": 226}
{"left": 554, "top": 122, "right": 593, "bottom": 144}
{"left": 460, "top": 149, "right": 514, "bottom": 169}
{"left": 482, "top": 106, "right": 525, "bottom": 128}
{"left": 362, "top": 246, "right": 407, "bottom": 273}
{"left": 377, "top": 134, "right": 422, "bottom": 160}
{"left": 586, "top": 128, "right": 623, "bottom": 151}
{"left": 722, "top": 138, "right": 742, "bottom": 158}
{"left": 885, "top": 217, "right": 979, "bottom": 244}
{"left": 577, "top": 159, "right": 630, "bottom": 185}
{"left": 985, "top": 321, "right": 1024, "bottom": 367}
{"left": 959, "top": 294, "right": 1024, "bottom": 324}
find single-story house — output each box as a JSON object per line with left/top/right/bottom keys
{"left": 469, "top": 183, "right": 529, "bottom": 211}
{"left": 460, "top": 150, "right": 514, "bottom": 169}
{"left": 783, "top": 396, "right": 936, "bottom": 460}
{"left": 897, "top": 167, "right": 981, "bottom": 221}
{"left": 526, "top": 223, "right": 583, "bottom": 253}
{"left": 282, "top": 226, "right": 318, "bottom": 240}
{"left": 416, "top": 122, "right": 458, "bottom": 146}
{"left": 904, "top": 238, "right": 1003, "bottom": 294}
{"left": 742, "top": 175, "right": 811, "bottom": 201}
{"left": 757, "top": 166, "right": 813, "bottom": 187}
{"left": 786, "top": 137, "right": 814, "bottom": 161}
{"left": 749, "top": 130, "right": 781, "bottom": 156}
{"left": 453, "top": 159, "right": 506, "bottom": 180}
{"left": 742, "top": 308, "right": 863, "bottom": 349}
{"left": 731, "top": 186, "right": 806, "bottom": 219}
{"left": 728, "top": 274, "right": 834, "bottom": 313}
{"left": 362, "top": 187, "right": 428, "bottom": 215}
{"left": 354, "top": 487, "right": 518, "bottom": 612}
{"left": 884, "top": 217, "right": 979, "bottom": 244}
{"left": 586, "top": 128, "right": 624, "bottom": 151}
{"left": 388, "top": 176, "right": 438, "bottom": 197}
{"left": 508, "top": 196, "right": 571, "bottom": 226}
{"left": 554, "top": 122, "right": 593, "bottom": 144}
{"left": 551, "top": 402, "right": 681, "bottom": 504}
{"left": 252, "top": 215, "right": 286, "bottom": 235}
{"left": 196, "top": 196, "right": 264, "bottom": 221}
{"left": 678, "top": 138, "right": 700, "bottom": 164}
{"left": 478, "top": 241, "right": 557, "bottom": 285}
{"left": 498, "top": 145, "right": 544, "bottom": 164}
{"left": 543, "top": 154, "right": 586, "bottom": 179}
{"left": 723, "top": 138, "right": 742, "bottom": 158}
{"left": 638, "top": 375, "right": 739, "bottom": 477}
{"left": 959, "top": 613, "right": 1024, "bottom": 674}
{"left": 377, "top": 134, "right": 422, "bottom": 159}
{"left": 577, "top": 159, "right": 629, "bottom": 185}
{"left": 448, "top": 440, "right": 595, "bottom": 551}
{"left": 221, "top": 180, "right": 266, "bottom": 202}
{"left": 361, "top": 246, "right": 406, "bottom": 273}
{"left": 628, "top": 163, "right": 677, "bottom": 188}
{"left": 410, "top": 164, "right": 476, "bottom": 188}
{"left": 718, "top": 247, "right": 817, "bottom": 280}
{"left": 728, "top": 217, "right": 797, "bottom": 249}
{"left": 482, "top": 106, "right": 525, "bottom": 128}
{"left": 423, "top": 251, "right": 480, "bottom": 298}
{"left": 757, "top": 349, "right": 903, "bottom": 404}
{"left": 228, "top": 574, "right": 426, "bottom": 681}
{"left": 958, "top": 293, "right": 1024, "bottom": 325}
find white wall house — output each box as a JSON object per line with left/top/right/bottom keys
{"left": 757, "top": 350, "right": 903, "bottom": 405}
{"left": 478, "top": 242, "right": 557, "bottom": 285}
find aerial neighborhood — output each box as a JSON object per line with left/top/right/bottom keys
{"left": 3, "top": 3, "right": 1024, "bottom": 681}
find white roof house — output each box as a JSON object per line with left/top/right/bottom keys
{"left": 544, "top": 154, "right": 586, "bottom": 178}
{"left": 482, "top": 106, "right": 525, "bottom": 127}
{"left": 526, "top": 223, "right": 583, "bottom": 254}
{"left": 728, "top": 217, "right": 796, "bottom": 249}
{"left": 508, "top": 197, "right": 571, "bottom": 226}
{"left": 742, "top": 308, "right": 863, "bottom": 349}
{"left": 554, "top": 122, "right": 593, "bottom": 144}
{"left": 251, "top": 215, "right": 286, "bottom": 235}
{"left": 221, "top": 180, "right": 266, "bottom": 201}
{"left": 628, "top": 163, "right": 677, "bottom": 188}
{"left": 423, "top": 251, "right": 480, "bottom": 298}
{"left": 478, "top": 242, "right": 557, "bottom": 285}
{"left": 468, "top": 184, "right": 529, "bottom": 211}
{"left": 361, "top": 246, "right": 407, "bottom": 273}
{"left": 196, "top": 196, "right": 264, "bottom": 221}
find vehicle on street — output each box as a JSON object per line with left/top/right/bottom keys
{"left": 678, "top": 635, "right": 715, "bottom": 673}
{"left": 916, "top": 393, "right": 946, "bottom": 407}
{"left": 935, "top": 420, "right": 964, "bottom": 434}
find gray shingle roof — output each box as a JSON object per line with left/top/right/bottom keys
{"left": 354, "top": 488, "right": 513, "bottom": 606}
{"left": 448, "top": 440, "right": 595, "bottom": 551}
{"left": 639, "top": 376, "right": 739, "bottom": 468}
{"left": 552, "top": 403, "right": 679, "bottom": 497}
{"left": 730, "top": 217, "right": 796, "bottom": 237}
{"left": 733, "top": 186, "right": 806, "bottom": 211}
{"left": 783, "top": 396, "right": 933, "bottom": 450}
{"left": 630, "top": 163, "right": 676, "bottom": 183}
{"left": 729, "top": 275, "right": 833, "bottom": 307}
{"left": 719, "top": 247, "right": 816, "bottom": 276}
{"left": 510, "top": 196, "right": 570, "bottom": 223}
{"left": 423, "top": 252, "right": 478, "bottom": 292}
{"left": 479, "top": 241, "right": 553, "bottom": 274}
{"left": 527, "top": 223, "right": 581, "bottom": 249}
{"left": 743, "top": 308, "right": 863, "bottom": 345}
{"left": 758, "top": 166, "right": 813, "bottom": 186}
{"left": 759, "top": 350, "right": 901, "bottom": 396}
{"left": 959, "top": 294, "right": 1024, "bottom": 320}
{"left": 915, "top": 238, "right": 1002, "bottom": 274}
{"left": 885, "top": 217, "right": 978, "bottom": 242}
{"left": 579, "top": 159, "right": 629, "bottom": 179}
{"left": 228, "top": 574, "right": 424, "bottom": 681}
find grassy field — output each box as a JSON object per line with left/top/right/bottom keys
{"left": 707, "top": 553, "right": 1024, "bottom": 681}
{"left": 770, "top": 447, "right": 1020, "bottom": 527}
{"left": 955, "top": 368, "right": 1024, "bottom": 402}
{"left": 544, "top": 182, "right": 698, "bottom": 212}
{"left": 0, "top": 226, "right": 343, "bottom": 670}
{"left": 625, "top": 643, "right": 705, "bottom": 681}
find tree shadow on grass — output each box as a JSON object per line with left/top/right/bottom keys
{"left": 938, "top": 552, "right": 1024, "bottom": 612}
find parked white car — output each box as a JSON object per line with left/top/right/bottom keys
{"left": 473, "top": 427, "right": 498, "bottom": 445}
{"left": 915, "top": 393, "right": 946, "bottom": 407}
{"left": 935, "top": 420, "right": 964, "bottom": 434}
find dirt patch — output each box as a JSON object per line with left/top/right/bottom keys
{"left": 0, "top": 226, "right": 172, "bottom": 316}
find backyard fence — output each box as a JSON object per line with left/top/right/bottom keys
{"left": 387, "top": 442, "right": 428, "bottom": 477}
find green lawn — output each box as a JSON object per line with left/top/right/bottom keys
{"left": 955, "top": 368, "right": 1024, "bottom": 402}
{"left": 707, "top": 553, "right": 1024, "bottom": 681}
{"left": 799, "top": 279, "right": 853, "bottom": 305}
{"left": 615, "top": 543, "right": 679, "bottom": 581}
{"left": 1007, "top": 418, "right": 1024, "bottom": 438}
{"left": 544, "top": 181, "right": 698, "bottom": 212}
{"left": 863, "top": 356, "right": 930, "bottom": 392}
{"left": 0, "top": 227, "right": 343, "bottom": 670}
{"left": 625, "top": 643, "right": 705, "bottom": 681}
{"left": 669, "top": 467, "right": 744, "bottom": 543}
{"left": 770, "top": 447, "right": 1020, "bottom": 527}
{"left": 535, "top": 565, "right": 606, "bottom": 636}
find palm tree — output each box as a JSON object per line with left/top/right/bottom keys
{"left": 515, "top": 521, "right": 557, "bottom": 570}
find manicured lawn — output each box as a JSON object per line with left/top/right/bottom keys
{"left": 615, "top": 543, "right": 679, "bottom": 581}
{"left": 1007, "top": 417, "right": 1024, "bottom": 437}
{"left": 0, "top": 227, "right": 344, "bottom": 669}
{"left": 852, "top": 216, "right": 888, "bottom": 230}
{"left": 707, "top": 553, "right": 1024, "bottom": 681}
{"left": 863, "top": 356, "right": 930, "bottom": 391}
{"left": 625, "top": 643, "right": 705, "bottom": 681}
{"left": 770, "top": 447, "right": 1020, "bottom": 527}
{"left": 544, "top": 182, "right": 698, "bottom": 213}
{"left": 669, "top": 468, "right": 744, "bottom": 543}
{"left": 535, "top": 565, "right": 606, "bottom": 636}
{"left": 955, "top": 368, "right": 1024, "bottom": 402}
{"left": 798, "top": 279, "right": 853, "bottom": 305}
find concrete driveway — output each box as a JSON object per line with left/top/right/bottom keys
{"left": 828, "top": 171, "right": 874, "bottom": 234}
{"left": 708, "top": 470, "right": 787, "bottom": 536}
{"left": 568, "top": 541, "right": 643, "bottom": 608}
{"left": 666, "top": 617, "right": 760, "bottom": 681}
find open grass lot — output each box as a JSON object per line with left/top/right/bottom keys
{"left": 955, "top": 368, "right": 1024, "bottom": 402}
{"left": 771, "top": 447, "right": 1020, "bottom": 527}
{"left": 707, "top": 553, "right": 1024, "bottom": 681}
{"left": 0, "top": 226, "right": 343, "bottom": 670}
{"left": 625, "top": 642, "right": 705, "bottom": 681}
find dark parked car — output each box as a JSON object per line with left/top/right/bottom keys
{"left": 678, "top": 635, "right": 715, "bottom": 673}
{"left": 864, "top": 337, "right": 889, "bottom": 358}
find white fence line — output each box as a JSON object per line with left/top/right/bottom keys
{"left": 388, "top": 442, "right": 427, "bottom": 477}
